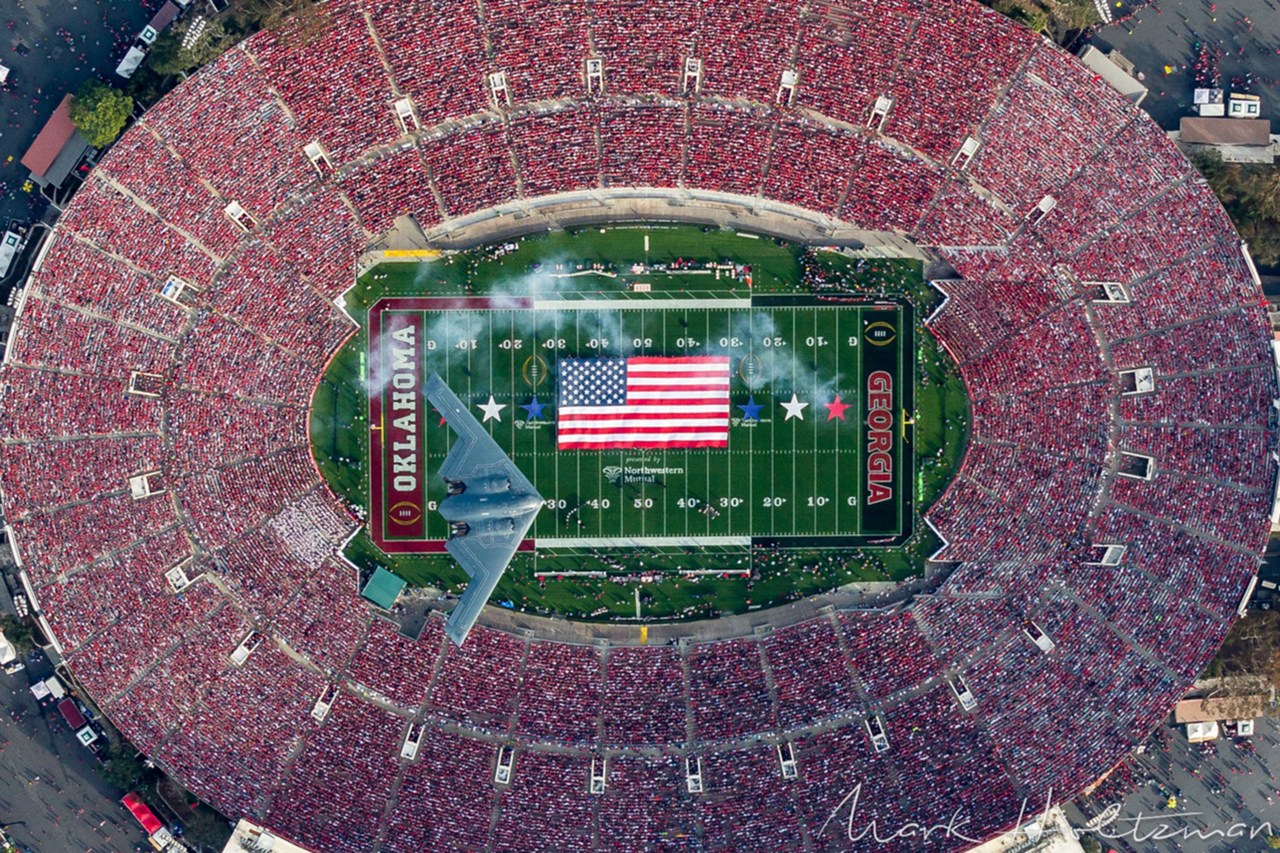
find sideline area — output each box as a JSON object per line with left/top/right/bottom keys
{"left": 312, "top": 224, "right": 970, "bottom": 623}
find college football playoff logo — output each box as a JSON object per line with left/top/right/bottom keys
{"left": 864, "top": 321, "right": 897, "bottom": 346}
{"left": 388, "top": 500, "right": 423, "bottom": 526}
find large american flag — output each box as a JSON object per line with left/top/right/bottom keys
{"left": 557, "top": 356, "right": 731, "bottom": 449}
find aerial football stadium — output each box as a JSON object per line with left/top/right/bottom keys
{"left": 0, "top": 0, "right": 1275, "bottom": 849}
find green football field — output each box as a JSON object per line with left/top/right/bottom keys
{"left": 310, "top": 225, "right": 970, "bottom": 620}
{"left": 372, "top": 299, "right": 911, "bottom": 545}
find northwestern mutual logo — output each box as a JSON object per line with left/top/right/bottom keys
{"left": 603, "top": 464, "right": 685, "bottom": 485}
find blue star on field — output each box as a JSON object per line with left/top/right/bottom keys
{"left": 521, "top": 396, "right": 547, "bottom": 421}
{"left": 737, "top": 395, "right": 763, "bottom": 422}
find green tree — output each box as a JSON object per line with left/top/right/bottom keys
{"left": 148, "top": 19, "right": 233, "bottom": 78}
{"left": 232, "top": 0, "right": 330, "bottom": 44}
{"left": 1044, "top": 0, "right": 1100, "bottom": 44}
{"left": 1203, "top": 610, "right": 1280, "bottom": 715}
{"left": 993, "top": 0, "right": 1049, "bottom": 32}
{"left": 0, "top": 615, "right": 35, "bottom": 653}
{"left": 96, "top": 744, "right": 148, "bottom": 792}
{"left": 182, "top": 805, "right": 233, "bottom": 850}
{"left": 1193, "top": 151, "right": 1280, "bottom": 268}
{"left": 68, "top": 81, "right": 133, "bottom": 149}
{"left": 983, "top": 0, "right": 1097, "bottom": 43}
{"left": 1267, "top": 835, "right": 1280, "bottom": 849}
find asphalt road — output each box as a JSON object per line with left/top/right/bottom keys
{"left": 0, "top": 0, "right": 157, "bottom": 227}
{"left": 1068, "top": 715, "right": 1280, "bottom": 853}
{"left": 1084, "top": 0, "right": 1280, "bottom": 129}
{"left": 0, "top": 649, "right": 150, "bottom": 852}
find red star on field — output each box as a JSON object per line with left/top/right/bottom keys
{"left": 825, "top": 394, "right": 850, "bottom": 421}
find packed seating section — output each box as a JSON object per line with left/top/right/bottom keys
{"left": 8, "top": 295, "right": 177, "bottom": 380}
{"left": 0, "top": 0, "right": 1274, "bottom": 848}
{"left": 347, "top": 617, "right": 440, "bottom": 712}
{"left": 30, "top": 234, "right": 189, "bottom": 338}
{"left": 263, "top": 693, "right": 404, "bottom": 852}
{"left": 509, "top": 110, "right": 602, "bottom": 198}
{"left": 141, "top": 47, "right": 312, "bottom": 217}
{"left": 251, "top": 0, "right": 398, "bottom": 166}
{"left": 516, "top": 641, "right": 603, "bottom": 745}
{"left": 338, "top": 147, "right": 442, "bottom": 237}
{"left": 370, "top": 0, "right": 489, "bottom": 127}
{"left": 99, "top": 126, "right": 242, "bottom": 256}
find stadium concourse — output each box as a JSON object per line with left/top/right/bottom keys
{"left": 0, "top": 0, "right": 1274, "bottom": 849}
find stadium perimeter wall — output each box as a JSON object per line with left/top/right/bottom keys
{"left": 374, "top": 188, "right": 930, "bottom": 259}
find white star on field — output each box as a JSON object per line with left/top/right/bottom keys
{"left": 478, "top": 395, "right": 506, "bottom": 423}
{"left": 781, "top": 393, "right": 809, "bottom": 421}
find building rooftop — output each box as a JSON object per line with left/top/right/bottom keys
{"left": 20, "top": 93, "right": 90, "bottom": 186}
{"left": 21, "top": 94, "right": 76, "bottom": 177}
{"left": 361, "top": 566, "right": 406, "bottom": 610}
{"left": 1180, "top": 116, "right": 1273, "bottom": 146}
{"left": 1173, "top": 695, "right": 1266, "bottom": 723}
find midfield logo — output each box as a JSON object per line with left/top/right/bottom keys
{"left": 864, "top": 321, "right": 897, "bottom": 346}
{"left": 603, "top": 464, "right": 685, "bottom": 485}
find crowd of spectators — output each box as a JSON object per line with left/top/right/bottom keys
{"left": 57, "top": 178, "right": 218, "bottom": 287}
{"left": 884, "top": 0, "right": 1031, "bottom": 162}
{"left": 338, "top": 147, "right": 442, "bottom": 238}
{"left": 508, "top": 110, "right": 602, "bottom": 198}
{"left": 166, "top": 391, "right": 308, "bottom": 474}
{"left": 209, "top": 239, "right": 355, "bottom": 364}
{"left": 841, "top": 610, "right": 942, "bottom": 700}
{"left": 763, "top": 118, "right": 857, "bottom": 216}
{"left": 157, "top": 644, "right": 325, "bottom": 820}
{"left": 601, "top": 644, "right": 686, "bottom": 746}
{"left": 30, "top": 234, "right": 189, "bottom": 337}
{"left": 0, "top": 0, "right": 1273, "bottom": 848}
{"left": 0, "top": 433, "right": 164, "bottom": 518}
{"left": 174, "top": 319, "right": 317, "bottom": 405}
{"left": 176, "top": 446, "right": 320, "bottom": 548}
{"left": 382, "top": 728, "right": 497, "bottom": 852}
{"left": 370, "top": 0, "right": 489, "bottom": 127}
{"left": 347, "top": 617, "right": 440, "bottom": 712}
{"left": 264, "top": 186, "right": 372, "bottom": 302}
{"left": 421, "top": 123, "right": 521, "bottom": 220}
{"left": 490, "top": 751, "right": 595, "bottom": 851}
{"left": 252, "top": 0, "right": 397, "bottom": 167}
{"left": 686, "top": 638, "right": 776, "bottom": 741}
{"left": 141, "top": 47, "right": 311, "bottom": 217}
{"left": 483, "top": 0, "right": 588, "bottom": 102}
{"left": 99, "top": 126, "right": 242, "bottom": 257}
{"left": 516, "top": 641, "right": 603, "bottom": 745}
{"left": 7, "top": 295, "right": 176, "bottom": 380}
{"left": 762, "top": 619, "right": 858, "bottom": 728}
{"left": 217, "top": 526, "right": 322, "bottom": 619}
{"left": 600, "top": 104, "right": 686, "bottom": 189}
{"left": 685, "top": 103, "right": 772, "bottom": 197}
{"left": 263, "top": 693, "right": 404, "bottom": 852}
{"left": 970, "top": 45, "right": 1133, "bottom": 212}
{"left": 270, "top": 557, "right": 371, "bottom": 677}
{"left": 841, "top": 140, "right": 943, "bottom": 234}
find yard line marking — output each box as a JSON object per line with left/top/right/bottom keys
{"left": 856, "top": 305, "right": 864, "bottom": 534}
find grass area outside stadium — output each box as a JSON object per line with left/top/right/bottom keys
{"left": 310, "top": 225, "right": 969, "bottom": 622}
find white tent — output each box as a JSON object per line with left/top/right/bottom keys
{"left": 115, "top": 46, "right": 147, "bottom": 79}
{"left": 0, "top": 630, "right": 16, "bottom": 665}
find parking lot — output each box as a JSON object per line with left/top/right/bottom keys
{"left": 1084, "top": 0, "right": 1280, "bottom": 129}
{"left": 0, "top": 0, "right": 156, "bottom": 227}
{"left": 1068, "top": 714, "right": 1280, "bottom": 853}
{"left": 0, "top": 648, "right": 149, "bottom": 852}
